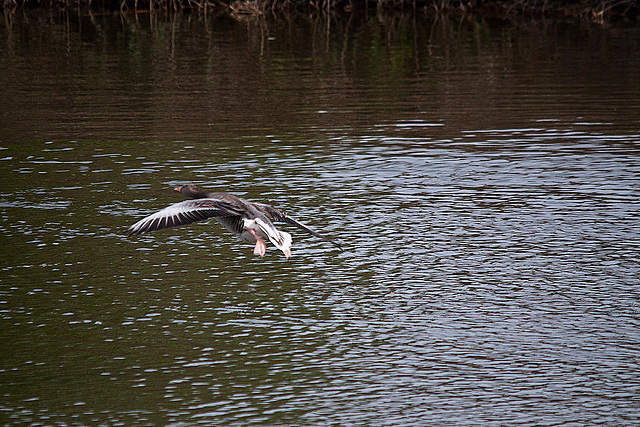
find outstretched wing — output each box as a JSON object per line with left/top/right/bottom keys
{"left": 253, "top": 202, "right": 343, "bottom": 251}
{"left": 127, "top": 198, "right": 244, "bottom": 236}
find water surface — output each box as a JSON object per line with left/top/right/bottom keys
{"left": 1, "top": 10, "right": 639, "bottom": 425}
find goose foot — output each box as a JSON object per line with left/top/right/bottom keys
{"left": 253, "top": 238, "right": 266, "bottom": 257}
{"left": 248, "top": 228, "right": 266, "bottom": 257}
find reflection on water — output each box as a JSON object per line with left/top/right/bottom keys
{"left": 1, "top": 10, "right": 640, "bottom": 425}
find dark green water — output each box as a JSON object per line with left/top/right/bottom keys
{"left": 1, "top": 10, "right": 639, "bottom": 425}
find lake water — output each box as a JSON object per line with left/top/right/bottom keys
{"left": 1, "top": 9, "right": 639, "bottom": 425}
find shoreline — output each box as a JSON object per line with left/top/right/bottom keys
{"left": 2, "top": 0, "right": 639, "bottom": 23}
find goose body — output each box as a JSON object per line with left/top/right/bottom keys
{"left": 127, "top": 184, "right": 341, "bottom": 258}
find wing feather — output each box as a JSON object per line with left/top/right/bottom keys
{"left": 253, "top": 202, "right": 343, "bottom": 251}
{"left": 127, "top": 199, "right": 239, "bottom": 236}
{"left": 254, "top": 217, "right": 292, "bottom": 252}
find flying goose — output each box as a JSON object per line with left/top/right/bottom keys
{"left": 127, "top": 184, "right": 342, "bottom": 258}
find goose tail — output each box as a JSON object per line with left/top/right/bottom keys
{"left": 255, "top": 218, "right": 293, "bottom": 258}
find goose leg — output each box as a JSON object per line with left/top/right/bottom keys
{"left": 247, "top": 228, "right": 267, "bottom": 257}
{"left": 253, "top": 239, "right": 266, "bottom": 257}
